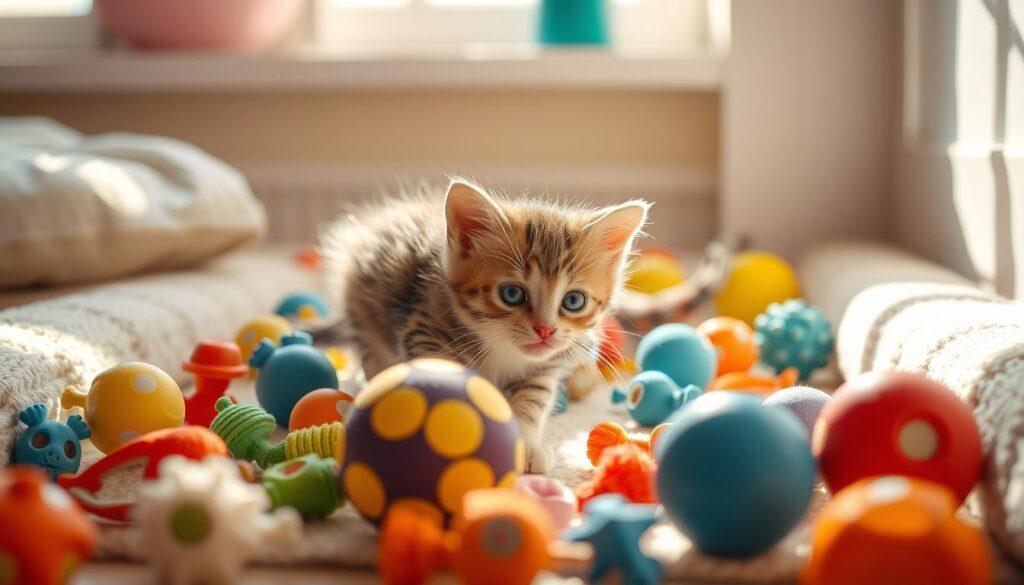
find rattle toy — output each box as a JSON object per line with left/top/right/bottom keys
{"left": 763, "top": 385, "right": 832, "bottom": 437}
{"left": 57, "top": 426, "right": 228, "bottom": 522}
{"left": 12, "top": 403, "right": 90, "bottom": 480}
{"left": 802, "top": 476, "right": 991, "bottom": 585}
{"left": 289, "top": 388, "right": 355, "bottom": 431}
{"left": 251, "top": 331, "right": 339, "bottom": 427}
{"left": 133, "top": 456, "right": 302, "bottom": 585}
{"left": 612, "top": 371, "right": 701, "bottom": 426}
{"left": 275, "top": 291, "right": 330, "bottom": 322}
{"left": 235, "top": 314, "right": 292, "bottom": 372}
{"left": 380, "top": 489, "right": 556, "bottom": 585}
{"left": 576, "top": 443, "right": 658, "bottom": 506}
{"left": 586, "top": 421, "right": 669, "bottom": 465}
{"left": 516, "top": 475, "right": 577, "bottom": 530}
{"left": 565, "top": 494, "right": 663, "bottom": 585}
{"left": 262, "top": 454, "right": 344, "bottom": 518}
{"left": 182, "top": 340, "right": 248, "bottom": 427}
{"left": 0, "top": 467, "right": 96, "bottom": 585}
{"left": 696, "top": 316, "right": 758, "bottom": 376}
{"left": 714, "top": 250, "right": 801, "bottom": 325}
{"left": 754, "top": 298, "right": 833, "bottom": 379}
{"left": 62, "top": 361, "right": 185, "bottom": 454}
{"left": 814, "top": 371, "right": 983, "bottom": 503}
{"left": 657, "top": 392, "right": 814, "bottom": 557}
{"left": 625, "top": 249, "right": 686, "bottom": 294}
{"left": 708, "top": 367, "right": 798, "bottom": 394}
{"left": 635, "top": 323, "right": 716, "bottom": 390}
{"left": 210, "top": 398, "right": 345, "bottom": 469}
{"left": 343, "top": 359, "right": 521, "bottom": 525}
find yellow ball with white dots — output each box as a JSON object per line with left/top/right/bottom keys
{"left": 343, "top": 359, "right": 522, "bottom": 525}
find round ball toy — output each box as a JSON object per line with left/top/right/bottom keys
{"left": 342, "top": 359, "right": 522, "bottom": 525}
{"left": 656, "top": 392, "right": 815, "bottom": 557}
{"left": 235, "top": 314, "right": 292, "bottom": 373}
{"left": 714, "top": 251, "right": 800, "bottom": 325}
{"left": 813, "top": 371, "right": 983, "bottom": 503}
{"left": 802, "top": 476, "right": 991, "bottom": 585}
{"left": 275, "top": 291, "right": 330, "bottom": 323}
{"left": 754, "top": 298, "right": 833, "bottom": 380}
{"left": 697, "top": 317, "right": 758, "bottom": 376}
{"left": 625, "top": 250, "right": 686, "bottom": 294}
{"left": 762, "top": 386, "right": 832, "bottom": 437}
{"left": 251, "top": 331, "right": 339, "bottom": 428}
{"left": 289, "top": 388, "right": 355, "bottom": 431}
{"left": 61, "top": 362, "right": 185, "bottom": 454}
{"left": 635, "top": 323, "right": 716, "bottom": 391}
{"left": 611, "top": 371, "right": 701, "bottom": 426}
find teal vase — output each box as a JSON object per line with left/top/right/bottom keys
{"left": 539, "top": 0, "right": 609, "bottom": 46}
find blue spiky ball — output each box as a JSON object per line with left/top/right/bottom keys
{"left": 753, "top": 299, "right": 833, "bottom": 380}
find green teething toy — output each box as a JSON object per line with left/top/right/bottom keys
{"left": 210, "top": 398, "right": 344, "bottom": 469}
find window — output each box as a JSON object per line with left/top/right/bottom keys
{"left": 0, "top": 0, "right": 95, "bottom": 49}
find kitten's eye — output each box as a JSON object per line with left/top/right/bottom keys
{"left": 561, "top": 291, "right": 587, "bottom": 312}
{"left": 499, "top": 284, "right": 528, "bottom": 306}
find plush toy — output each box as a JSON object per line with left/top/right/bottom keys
{"left": 611, "top": 371, "right": 701, "bottom": 426}
{"left": 634, "top": 323, "right": 716, "bottom": 390}
{"left": 576, "top": 443, "right": 658, "bottom": 506}
{"left": 12, "top": 403, "right": 91, "bottom": 480}
{"left": 564, "top": 494, "right": 663, "bottom": 585}
{"left": 515, "top": 475, "right": 577, "bottom": 530}
{"left": 209, "top": 398, "right": 344, "bottom": 469}
{"left": 182, "top": 340, "right": 248, "bottom": 428}
{"left": 262, "top": 454, "right": 344, "bottom": 518}
{"left": 754, "top": 298, "right": 833, "bottom": 380}
{"left": 762, "top": 385, "right": 832, "bottom": 437}
{"left": 696, "top": 316, "right": 758, "bottom": 376}
{"left": 714, "top": 251, "right": 800, "bottom": 325}
{"left": 585, "top": 421, "right": 670, "bottom": 466}
{"left": 288, "top": 388, "right": 355, "bottom": 432}
{"left": 251, "top": 332, "right": 340, "bottom": 427}
{"left": 133, "top": 456, "right": 302, "bottom": 585}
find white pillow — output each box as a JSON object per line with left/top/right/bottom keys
{"left": 0, "top": 117, "right": 266, "bottom": 288}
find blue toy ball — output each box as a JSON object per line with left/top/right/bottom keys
{"left": 754, "top": 299, "right": 833, "bottom": 380}
{"left": 275, "top": 291, "right": 330, "bottom": 322}
{"left": 611, "top": 371, "right": 701, "bottom": 426}
{"left": 251, "top": 331, "right": 339, "bottom": 427}
{"left": 635, "top": 323, "right": 716, "bottom": 390}
{"left": 12, "top": 403, "right": 91, "bottom": 480}
{"left": 762, "top": 386, "right": 832, "bottom": 437}
{"left": 656, "top": 392, "right": 815, "bottom": 557}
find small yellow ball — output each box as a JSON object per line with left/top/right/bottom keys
{"left": 714, "top": 251, "right": 801, "bottom": 325}
{"left": 626, "top": 253, "right": 686, "bottom": 294}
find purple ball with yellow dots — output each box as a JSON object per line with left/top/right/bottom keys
{"left": 342, "top": 359, "right": 523, "bottom": 526}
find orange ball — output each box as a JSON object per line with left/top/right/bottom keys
{"left": 453, "top": 490, "right": 554, "bottom": 585}
{"left": 803, "top": 476, "right": 990, "bottom": 585}
{"left": 288, "top": 388, "right": 355, "bottom": 432}
{"left": 697, "top": 317, "right": 758, "bottom": 376}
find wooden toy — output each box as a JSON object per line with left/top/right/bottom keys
{"left": 182, "top": 340, "right": 248, "bottom": 428}
{"left": 625, "top": 250, "right": 686, "bottom": 294}
{"left": 62, "top": 362, "right": 185, "bottom": 454}
{"left": 709, "top": 367, "right": 798, "bottom": 394}
{"left": 576, "top": 443, "right": 657, "bottom": 506}
{"left": 515, "top": 474, "right": 577, "bottom": 530}
{"left": 635, "top": 323, "right": 716, "bottom": 390}
{"left": 657, "top": 392, "right": 814, "bottom": 557}
{"left": 133, "top": 456, "right": 302, "bottom": 585}
{"left": 0, "top": 467, "right": 96, "bottom": 585}
{"left": 697, "top": 316, "right": 758, "bottom": 376}
{"left": 611, "top": 371, "right": 701, "bottom": 426}
{"left": 754, "top": 299, "right": 833, "bottom": 380}
{"left": 12, "top": 403, "right": 90, "bottom": 480}
{"left": 234, "top": 314, "right": 292, "bottom": 373}
{"left": 343, "top": 359, "right": 521, "bottom": 525}
{"left": 802, "top": 476, "right": 991, "bottom": 585}
{"left": 714, "top": 250, "right": 801, "bottom": 325}
{"left": 564, "top": 494, "right": 662, "bottom": 585}
{"left": 262, "top": 454, "right": 344, "bottom": 518}
{"left": 763, "top": 386, "right": 832, "bottom": 437}
{"left": 251, "top": 331, "right": 339, "bottom": 427}
{"left": 275, "top": 291, "right": 330, "bottom": 322}
{"left": 288, "top": 388, "right": 355, "bottom": 431}
{"left": 210, "top": 398, "right": 345, "bottom": 469}
{"left": 586, "top": 421, "right": 669, "bottom": 465}
{"left": 57, "top": 426, "right": 228, "bottom": 522}
{"left": 380, "top": 489, "right": 555, "bottom": 585}
{"left": 814, "top": 371, "right": 983, "bottom": 503}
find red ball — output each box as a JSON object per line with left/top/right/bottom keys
{"left": 813, "top": 372, "right": 982, "bottom": 503}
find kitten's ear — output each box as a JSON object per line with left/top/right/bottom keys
{"left": 445, "top": 179, "right": 503, "bottom": 252}
{"left": 589, "top": 200, "right": 650, "bottom": 258}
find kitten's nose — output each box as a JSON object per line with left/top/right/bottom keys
{"left": 533, "top": 325, "right": 557, "bottom": 341}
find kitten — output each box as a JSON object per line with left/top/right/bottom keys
{"left": 319, "top": 179, "right": 648, "bottom": 472}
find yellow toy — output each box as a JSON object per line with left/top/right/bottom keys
{"left": 714, "top": 251, "right": 800, "bottom": 325}
{"left": 61, "top": 362, "right": 185, "bottom": 454}
{"left": 235, "top": 314, "right": 292, "bottom": 374}
{"left": 626, "top": 250, "right": 686, "bottom": 294}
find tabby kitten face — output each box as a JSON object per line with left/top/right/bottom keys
{"left": 444, "top": 180, "right": 648, "bottom": 368}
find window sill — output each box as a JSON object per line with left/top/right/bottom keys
{"left": 0, "top": 46, "right": 722, "bottom": 92}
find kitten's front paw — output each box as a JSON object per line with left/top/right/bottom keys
{"left": 524, "top": 441, "right": 553, "bottom": 474}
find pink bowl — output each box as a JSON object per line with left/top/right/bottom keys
{"left": 94, "top": 0, "right": 304, "bottom": 52}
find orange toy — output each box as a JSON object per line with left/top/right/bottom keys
{"left": 802, "top": 476, "right": 990, "bottom": 585}
{"left": 182, "top": 340, "right": 248, "bottom": 427}
{"left": 709, "top": 367, "right": 798, "bottom": 394}
{"left": 576, "top": 443, "right": 657, "bottom": 507}
{"left": 0, "top": 467, "right": 96, "bottom": 585}
{"left": 380, "top": 489, "right": 555, "bottom": 585}
{"left": 57, "top": 426, "right": 228, "bottom": 522}
{"left": 697, "top": 317, "right": 758, "bottom": 376}
{"left": 288, "top": 388, "right": 355, "bottom": 432}
{"left": 586, "top": 422, "right": 670, "bottom": 466}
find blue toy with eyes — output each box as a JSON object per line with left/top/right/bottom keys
{"left": 611, "top": 370, "right": 702, "bottom": 426}
{"left": 12, "top": 403, "right": 91, "bottom": 480}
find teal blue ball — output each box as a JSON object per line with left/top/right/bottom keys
{"left": 252, "top": 332, "right": 339, "bottom": 427}
{"left": 754, "top": 299, "right": 833, "bottom": 380}
{"left": 635, "top": 323, "right": 716, "bottom": 390}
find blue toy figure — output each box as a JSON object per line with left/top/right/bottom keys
{"left": 275, "top": 291, "right": 330, "bottom": 323}
{"left": 754, "top": 298, "right": 833, "bottom": 380}
{"left": 12, "top": 403, "right": 91, "bottom": 480}
{"left": 635, "top": 323, "right": 717, "bottom": 391}
{"left": 565, "top": 494, "right": 662, "bottom": 585}
{"left": 612, "top": 371, "right": 701, "bottom": 426}
{"left": 251, "top": 331, "right": 340, "bottom": 427}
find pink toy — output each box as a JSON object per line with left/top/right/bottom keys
{"left": 182, "top": 340, "right": 248, "bottom": 428}
{"left": 515, "top": 475, "right": 578, "bottom": 530}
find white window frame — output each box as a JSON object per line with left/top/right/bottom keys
{"left": 0, "top": 0, "right": 97, "bottom": 50}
